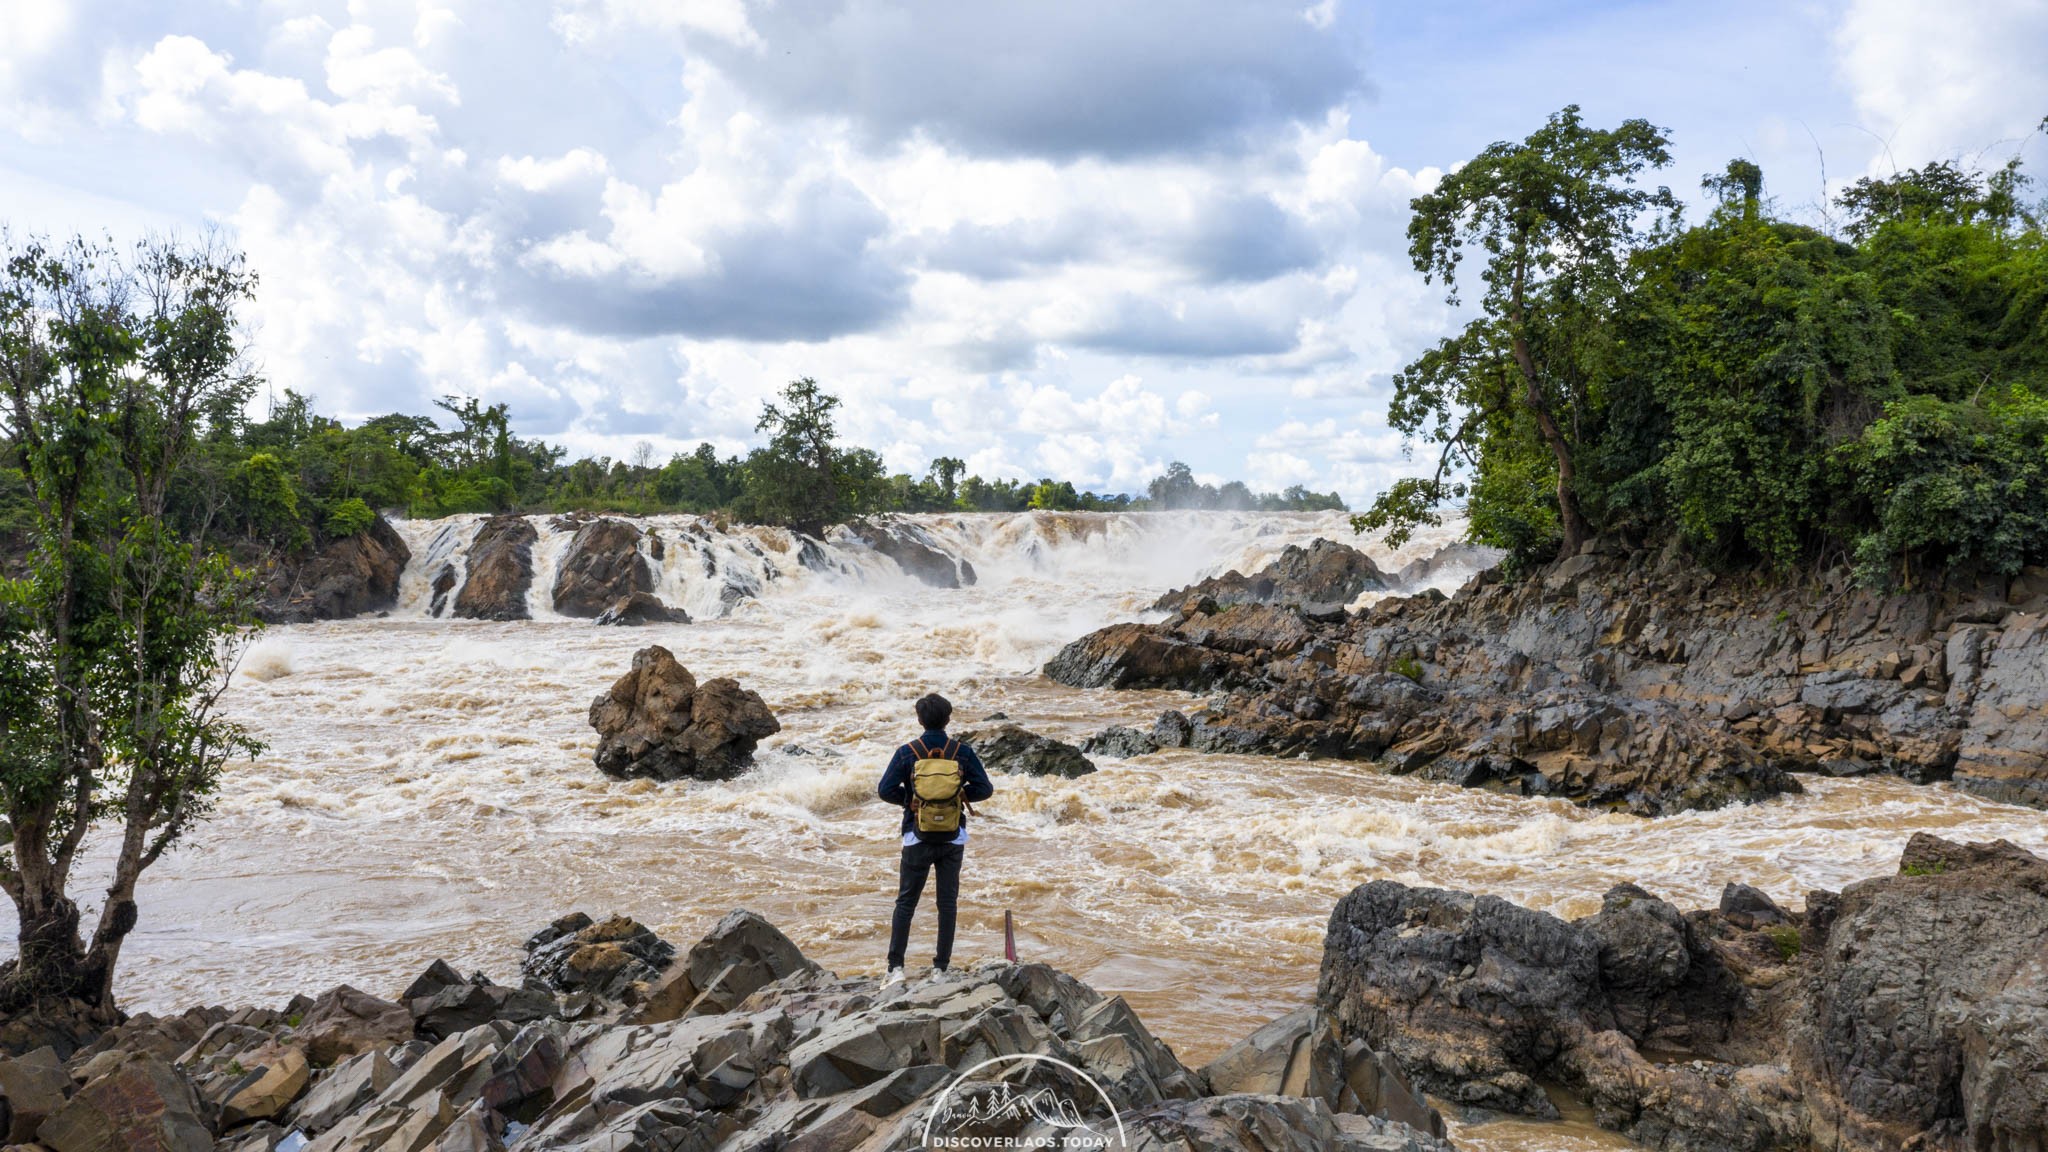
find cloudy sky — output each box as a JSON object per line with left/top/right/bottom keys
{"left": 3, "top": 0, "right": 2044, "bottom": 501}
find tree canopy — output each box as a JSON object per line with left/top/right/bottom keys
{"left": 1360, "top": 108, "right": 2048, "bottom": 586}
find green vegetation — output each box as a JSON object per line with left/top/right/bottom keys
{"left": 1901, "top": 859, "right": 1949, "bottom": 877}
{"left": 4, "top": 356, "right": 1346, "bottom": 559}
{"left": 1391, "top": 655, "right": 1425, "bottom": 682}
{"left": 0, "top": 232, "right": 263, "bottom": 1014}
{"left": 1359, "top": 106, "right": 2048, "bottom": 587}
{"left": 1766, "top": 925, "right": 1803, "bottom": 961}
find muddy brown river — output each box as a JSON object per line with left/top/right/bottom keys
{"left": 96, "top": 512, "right": 2046, "bottom": 1151}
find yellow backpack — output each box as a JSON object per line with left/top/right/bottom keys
{"left": 909, "top": 738, "right": 968, "bottom": 839}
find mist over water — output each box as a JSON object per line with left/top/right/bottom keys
{"left": 113, "top": 511, "right": 2044, "bottom": 1151}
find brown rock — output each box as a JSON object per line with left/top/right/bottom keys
{"left": 452, "top": 516, "right": 536, "bottom": 621}
{"left": 217, "top": 1046, "right": 308, "bottom": 1128}
{"left": 37, "top": 1053, "right": 212, "bottom": 1152}
{"left": 0, "top": 1047, "right": 71, "bottom": 1142}
{"left": 588, "top": 646, "right": 779, "bottom": 781}
{"left": 259, "top": 516, "right": 411, "bottom": 623}
{"left": 551, "top": 519, "right": 652, "bottom": 617}
{"left": 293, "top": 986, "right": 413, "bottom": 1066}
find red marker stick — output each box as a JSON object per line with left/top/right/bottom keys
{"left": 1004, "top": 910, "right": 1018, "bottom": 962}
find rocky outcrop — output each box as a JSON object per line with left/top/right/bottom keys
{"left": 1052, "top": 545, "right": 2048, "bottom": 814}
{"left": 1316, "top": 835, "right": 2048, "bottom": 1152}
{"left": 453, "top": 515, "right": 536, "bottom": 621}
{"left": 1153, "top": 538, "right": 1389, "bottom": 614}
{"left": 587, "top": 645, "right": 780, "bottom": 781}
{"left": 593, "top": 591, "right": 689, "bottom": 626}
{"left": 257, "top": 516, "right": 411, "bottom": 623}
{"left": 1083, "top": 724, "right": 1161, "bottom": 758}
{"left": 960, "top": 724, "right": 1097, "bottom": 778}
{"left": 1795, "top": 835, "right": 2048, "bottom": 1152}
{"left": 551, "top": 518, "right": 652, "bottom": 618}
{"left": 853, "top": 519, "right": 976, "bottom": 588}
{"left": 42, "top": 911, "right": 1446, "bottom": 1152}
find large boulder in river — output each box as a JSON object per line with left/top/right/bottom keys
{"left": 453, "top": 514, "right": 536, "bottom": 621}
{"left": 588, "top": 645, "right": 779, "bottom": 781}
{"left": 553, "top": 518, "right": 653, "bottom": 617}
{"left": 1152, "top": 538, "right": 1387, "bottom": 615}
{"left": 259, "top": 515, "right": 411, "bottom": 622}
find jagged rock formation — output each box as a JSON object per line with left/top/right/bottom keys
{"left": 8, "top": 911, "right": 1451, "bottom": 1152}
{"left": 587, "top": 645, "right": 780, "bottom": 782}
{"left": 256, "top": 517, "right": 411, "bottom": 624}
{"left": 1049, "top": 544, "right": 2048, "bottom": 813}
{"left": 454, "top": 516, "right": 537, "bottom": 621}
{"left": 1316, "top": 834, "right": 2048, "bottom": 1152}
{"left": 551, "top": 518, "right": 654, "bottom": 618}
{"left": 853, "top": 519, "right": 977, "bottom": 589}
{"left": 1152, "top": 538, "right": 1389, "bottom": 614}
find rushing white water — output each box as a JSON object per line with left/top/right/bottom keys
{"left": 107, "top": 510, "right": 2044, "bottom": 1152}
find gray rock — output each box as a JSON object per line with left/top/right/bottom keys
{"left": 593, "top": 592, "right": 689, "bottom": 627}
{"left": 1152, "top": 538, "right": 1389, "bottom": 615}
{"left": 788, "top": 1015, "right": 942, "bottom": 1098}
{"left": 961, "top": 724, "right": 1096, "bottom": 778}
{"left": 1082, "top": 725, "right": 1159, "bottom": 758}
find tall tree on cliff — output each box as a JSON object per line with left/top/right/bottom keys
{"left": 0, "top": 232, "right": 262, "bottom": 1018}
{"left": 1355, "top": 105, "right": 1678, "bottom": 558}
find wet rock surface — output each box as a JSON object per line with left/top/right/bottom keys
{"left": 551, "top": 518, "right": 653, "bottom": 618}
{"left": 27, "top": 911, "right": 1447, "bottom": 1152}
{"left": 1317, "top": 835, "right": 2048, "bottom": 1152}
{"left": 1051, "top": 545, "right": 2048, "bottom": 814}
{"left": 454, "top": 515, "right": 538, "bottom": 621}
{"left": 593, "top": 591, "right": 689, "bottom": 626}
{"left": 587, "top": 645, "right": 780, "bottom": 782}
{"left": 852, "top": 519, "right": 977, "bottom": 588}
{"left": 959, "top": 724, "right": 1097, "bottom": 778}
{"left": 1153, "top": 537, "right": 1390, "bottom": 614}
{"left": 256, "top": 516, "right": 411, "bottom": 623}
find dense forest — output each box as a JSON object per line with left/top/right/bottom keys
{"left": 1357, "top": 108, "right": 2048, "bottom": 587}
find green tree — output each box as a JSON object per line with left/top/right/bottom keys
{"left": 0, "top": 232, "right": 262, "bottom": 1015}
{"left": 738, "top": 378, "right": 885, "bottom": 535}
{"left": 1358, "top": 105, "right": 1678, "bottom": 556}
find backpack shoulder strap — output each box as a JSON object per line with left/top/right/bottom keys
{"left": 942, "top": 739, "right": 960, "bottom": 761}
{"left": 908, "top": 739, "right": 927, "bottom": 759}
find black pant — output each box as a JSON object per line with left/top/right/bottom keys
{"left": 887, "top": 839, "right": 964, "bottom": 971}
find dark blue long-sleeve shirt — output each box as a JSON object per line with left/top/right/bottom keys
{"left": 878, "top": 729, "right": 995, "bottom": 842}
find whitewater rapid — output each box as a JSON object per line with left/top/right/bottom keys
{"left": 116, "top": 510, "right": 2044, "bottom": 1152}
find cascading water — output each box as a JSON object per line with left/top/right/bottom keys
{"left": 118, "top": 510, "right": 2043, "bottom": 1152}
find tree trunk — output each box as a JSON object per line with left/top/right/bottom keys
{"left": 0, "top": 891, "right": 115, "bottom": 1019}
{"left": 1508, "top": 250, "right": 1591, "bottom": 558}
{"left": 1510, "top": 336, "right": 1591, "bottom": 557}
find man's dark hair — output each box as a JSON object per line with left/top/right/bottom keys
{"left": 915, "top": 693, "right": 953, "bottom": 731}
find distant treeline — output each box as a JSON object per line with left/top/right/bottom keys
{"left": 0, "top": 372, "right": 1342, "bottom": 550}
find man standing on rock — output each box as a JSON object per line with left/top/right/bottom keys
{"left": 877, "top": 693, "right": 994, "bottom": 986}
